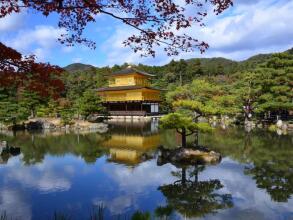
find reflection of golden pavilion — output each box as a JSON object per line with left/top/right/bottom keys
{"left": 102, "top": 122, "right": 160, "bottom": 166}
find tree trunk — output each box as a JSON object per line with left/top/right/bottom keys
{"left": 182, "top": 167, "right": 186, "bottom": 186}
{"left": 194, "top": 130, "right": 199, "bottom": 147}
{"left": 194, "top": 165, "right": 198, "bottom": 183}
{"left": 181, "top": 128, "right": 187, "bottom": 148}
{"left": 31, "top": 109, "right": 35, "bottom": 118}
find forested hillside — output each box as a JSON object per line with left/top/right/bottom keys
{"left": 64, "top": 63, "right": 97, "bottom": 73}
{"left": 1, "top": 47, "right": 292, "bottom": 126}
{"left": 63, "top": 50, "right": 276, "bottom": 88}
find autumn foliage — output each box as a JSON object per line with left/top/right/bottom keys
{"left": 0, "top": 0, "right": 233, "bottom": 56}
{"left": 0, "top": 42, "right": 64, "bottom": 98}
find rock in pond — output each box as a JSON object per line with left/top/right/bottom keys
{"left": 157, "top": 146, "right": 221, "bottom": 166}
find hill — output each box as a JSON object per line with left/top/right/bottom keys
{"left": 286, "top": 47, "right": 293, "bottom": 54}
{"left": 63, "top": 63, "right": 96, "bottom": 73}
{"left": 188, "top": 57, "right": 239, "bottom": 75}
{"left": 63, "top": 48, "right": 292, "bottom": 76}
{"left": 239, "top": 53, "right": 273, "bottom": 69}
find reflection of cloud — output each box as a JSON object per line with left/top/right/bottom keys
{"left": 6, "top": 170, "right": 71, "bottom": 193}
{"left": 104, "top": 160, "right": 176, "bottom": 193}
{"left": 93, "top": 195, "right": 133, "bottom": 215}
{"left": 199, "top": 157, "right": 293, "bottom": 220}
{"left": 4, "top": 158, "right": 72, "bottom": 193}
{"left": 91, "top": 161, "right": 176, "bottom": 214}
{"left": 0, "top": 188, "right": 32, "bottom": 220}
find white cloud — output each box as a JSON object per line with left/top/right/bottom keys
{"left": 6, "top": 25, "right": 65, "bottom": 50}
{"left": 1, "top": 0, "right": 293, "bottom": 66}
{"left": 62, "top": 46, "right": 74, "bottom": 53}
{"left": 3, "top": 25, "right": 66, "bottom": 61}
{"left": 99, "top": 0, "right": 293, "bottom": 66}
{"left": 33, "top": 48, "right": 47, "bottom": 61}
{"left": 100, "top": 26, "right": 172, "bottom": 66}
{"left": 0, "top": 11, "right": 26, "bottom": 32}
{"left": 72, "top": 57, "right": 83, "bottom": 63}
{"left": 200, "top": 0, "right": 293, "bottom": 55}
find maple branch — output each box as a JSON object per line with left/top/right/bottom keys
{"left": 98, "top": 9, "right": 182, "bottom": 49}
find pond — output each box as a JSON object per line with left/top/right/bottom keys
{"left": 0, "top": 121, "right": 292, "bottom": 220}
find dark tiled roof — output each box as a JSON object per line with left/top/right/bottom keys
{"left": 96, "top": 86, "right": 161, "bottom": 92}
{"left": 112, "top": 67, "right": 154, "bottom": 77}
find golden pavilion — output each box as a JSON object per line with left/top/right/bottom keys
{"left": 97, "top": 66, "right": 161, "bottom": 116}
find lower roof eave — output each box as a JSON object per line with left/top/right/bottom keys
{"left": 102, "top": 100, "right": 161, "bottom": 103}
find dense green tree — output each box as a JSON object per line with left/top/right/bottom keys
{"left": 165, "top": 59, "right": 188, "bottom": 85}
{"left": 160, "top": 112, "right": 212, "bottom": 147}
{"left": 111, "top": 64, "right": 122, "bottom": 72}
{"left": 79, "top": 90, "right": 105, "bottom": 119}
{"left": 0, "top": 89, "right": 21, "bottom": 124}
{"left": 186, "top": 59, "right": 203, "bottom": 78}
{"left": 95, "top": 67, "right": 111, "bottom": 88}
{"left": 255, "top": 55, "right": 293, "bottom": 115}
{"left": 18, "top": 90, "right": 44, "bottom": 118}
{"left": 232, "top": 52, "right": 293, "bottom": 120}
{"left": 232, "top": 71, "right": 260, "bottom": 120}
{"left": 54, "top": 98, "right": 74, "bottom": 125}
{"left": 62, "top": 70, "right": 97, "bottom": 101}
{"left": 162, "top": 79, "right": 240, "bottom": 146}
{"left": 167, "top": 79, "right": 240, "bottom": 117}
{"left": 0, "top": 88, "right": 47, "bottom": 124}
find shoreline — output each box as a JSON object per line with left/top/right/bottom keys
{"left": 0, "top": 116, "right": 292, "bottom": 136}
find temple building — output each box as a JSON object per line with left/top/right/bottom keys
{"left": 97, "top": 66, "right": 161, "bottom": 116}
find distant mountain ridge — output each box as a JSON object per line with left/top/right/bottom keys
{"left": 63, "top": 48, "right": 293, "bottom": 74}
{"left": 64, "top": 63, "right": 96, "bottom": 73}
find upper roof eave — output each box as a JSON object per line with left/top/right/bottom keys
{"left": 96, "top": 86, "right": 162, "bottom": 92}
{"left": 111, "top": 67, "right": 154, "bottom": 77}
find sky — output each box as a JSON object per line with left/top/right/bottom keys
{"left": 0, "top": 0, "right": 293, "bottom": 67}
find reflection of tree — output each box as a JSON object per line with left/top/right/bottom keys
{"left": 131, "top": 211, "right": 151, "bottom": 220}
{"left": 155, "top": 205, "right": 173, "bottom": 220}
{"left": 245, "top": 162, "right": 293, "bottom": 202}
{"left": 200, "top": 128, "right": 293, "bottom": 202}
{"left": 0, "top": 146, "right": 21, "bottom": 164}
{"left": 0, "top": 132, "right": 110, "bottom": 165}
{"left": 158, "top": 165, "right": 233, "bottom": 218}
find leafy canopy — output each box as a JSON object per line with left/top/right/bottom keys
{"left": 160, "top": 112, "right": 212, "bottom": 135}
{"left": 232, "top": 52, "right": 293, "bottom": 115}
{"left": 78, "top": 90, "right": 105, "bottom": 118}
{"left": 167, "top": 79, "right": 241, "bottom": 116}
{"left": 0, "top": 0, "right": 232, "bottom": 56}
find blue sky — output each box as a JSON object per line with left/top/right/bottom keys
{"left": 0, "top": 0, "right": 293, "bottom": 67}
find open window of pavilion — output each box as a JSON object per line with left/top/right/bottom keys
{"left": 97, "top": 66, "right": 161, "bottom": 116}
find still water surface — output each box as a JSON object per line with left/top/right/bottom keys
{"left": 0, "top": 121, "right": 292, "bottom": 220}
